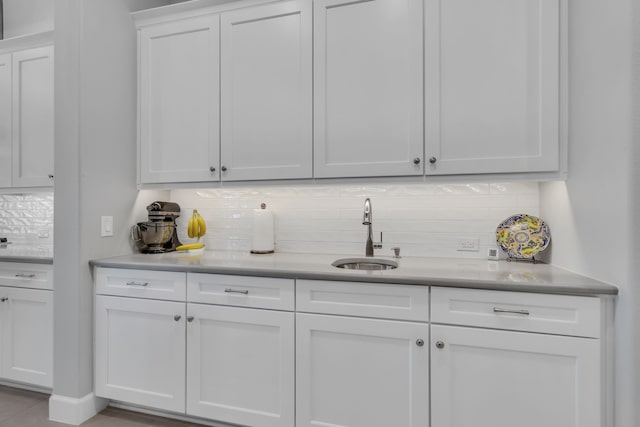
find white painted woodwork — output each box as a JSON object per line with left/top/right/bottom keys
{"left": 11, "top": 45, "right": 54, "bottom": 187}
{"left": 424, "top": 0, "right": 560, "bottom": 175}
{"left": 139, "top": 16, "right": 220, "bottom": 184}
{"left": 313, "top": 0, "right": 424, "bottom": 178}
{"left": 296, "top": 279, "right": 429, "bottom": 321}
{"left": 187, "top": 273, "right": 294, "bottom": 310}
{"left": 431, "top": 287, "right": 601, "bottom": 338}
{"left": 296, "top": 313, "right": 429, "bottom": 427}
{"left": 95, "top": 267, "right": 186, "bottom": 301}
{"left": 220, "top": 0, "right": 312, "bottom": 181}
{"left": 0, "top": 287, "right": 52, "bottom": 388}
{"left": 186, "top": 303, "right": 295, "bottom": 427}
{"left": 431, "top": 324, "right": 600, "bottom": 427}
{"left": 94, "top": 295, "right": 186, "bottom": 412}
{"left": 0, "top": 54, "right": 12, "bottom": 188}
{"left": 0, "top": 261, "right": 52, "bottom": 290}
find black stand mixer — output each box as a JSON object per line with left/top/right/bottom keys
{"left": 131, "top": 201, "right": 183, "bottom": 253}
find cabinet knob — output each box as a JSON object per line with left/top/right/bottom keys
{"left": 429, "top": 157, "right": 437, "bottom": 164}
{"left": 187, "top": 316, "right": 194, "bottom": 322}
{"left": 174, "top": 315, "right": 182, "bottom": 322}
{"left": 0, "top": 297, "right": 7, "bottom": 302}
{"left": 435, "top": 340, "right": 445, "bottom": 349}
{"left": 209, "top": 166, "right": 216, "bottom": 173}
{"left": 413, "top": 157, "right": 421, "bottom": 165}
{"left": 48, "top": 174, "right": 54, "bottom": 179}
{"left": 416, "top": 339, "right": 424, "bottom": 347}
{"left": 221, "top": 166, "right": 227, "bottom": 172}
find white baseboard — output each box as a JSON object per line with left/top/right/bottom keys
{"left": 49, "top": 392, "right": 108, "bottom": 425}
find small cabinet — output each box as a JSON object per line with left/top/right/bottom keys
{"left": 424, "top": 0, "right": 561, "bottom": 175}
{"left": 313, "top": 0, "right": 424, "bottom": 178}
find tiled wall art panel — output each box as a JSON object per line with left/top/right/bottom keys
{"left": 169, "top": 182, "right": 539, "bottom": 258}
{"left": 0, "top": 192, "right": 54, "bottom": 243}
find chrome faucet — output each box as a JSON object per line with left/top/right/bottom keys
{"left": 362, "top": 198, "right": 382, "bottom": 257}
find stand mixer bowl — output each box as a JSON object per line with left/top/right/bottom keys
{"left": 132, "top": 222, "right": 175, "bottom": 248}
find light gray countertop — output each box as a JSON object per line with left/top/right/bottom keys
{"left": 90, "top": 250, "right": 618, "bottom": 296}
{"left": 0, "top": 244, "right": 53, "bottom": 264}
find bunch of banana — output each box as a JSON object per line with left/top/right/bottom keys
{"left": 187, "top": 209, "right": 207, "bottom": 240}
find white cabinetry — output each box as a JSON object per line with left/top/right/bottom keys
{"left": 424, "top": 0, "right": 561, "bottom": 175}
{"left": 313, "top": 0, "right": 424, "bottom": 178}
{"left": 0, "top": 262, "right": 53, "bottom": 388}
{"left": 0, "top": 54, "right": 11, "bottom": 187}
{"left": 430, "top": 287, "right": 605, "bottom": 427}
{"left": 295, "top": 280, "right": 429, "bottom": 427}
{"left": 220, "top": 0, "right": 312, "bottom": 181}
{"left": 138, "top": 16, "right": 220, "bottom": 184}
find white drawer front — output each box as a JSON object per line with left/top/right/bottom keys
{"left": 0, "top": 262, "right": 52, "bottom": 290}
{"left": 187, "top": 273, "right": 294, "bottom": 311}
{"left": 431, "top": 287, "right": 601, "bottom": 338}
{"left": 296, "top": 280, "right": 429, "bottom": 322}
{"left": 95, "top": 268, "right": 186, "bottom": 301}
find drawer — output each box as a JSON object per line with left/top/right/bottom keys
{"left": 296, "top": 280, "right": 429, "bottom": 322}
{"left": 431, "top": 287, "right": 601, "bottom": 338}
{"left": 187, "top": 273, "right": 294, "bottom": 311}
{"left": 0, "top": 262, "right": 53, "bottom": 290}
{"left": 95, "top": 268, "right": 186, "bottom": 301}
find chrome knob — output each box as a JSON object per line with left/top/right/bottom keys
{"left": 0, "top": 297, "right": 7, "bottom": 302}
{"left": 429, "top": 157, "right": 437, "bottom": 164}
{"left": 435, "top": 340, "right": 445, "bottom": 349}
{"left": 48, "top": 174, "right": 54, "bottom": 179}
{"left": 187, "top": 316, "right": 194, "bottom": 322}
{"left": 413, "top": 157, "right": 421, "bottom": 165}
{"left": 221, "top": 166, "right": 227, "bottom": 172}
{"left": 174, "top": 315, "right": 182, "bottom": 322}
{"left": 416, "top": 339, "right": 424, "bottom": 347}
{"left": 209, "top": 166, "right": 216, "bottom": 172}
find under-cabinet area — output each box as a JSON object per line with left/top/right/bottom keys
{"left": 93, "top": 264, "right": 614, "bottom": 427}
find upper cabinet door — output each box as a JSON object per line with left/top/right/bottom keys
{"left": 0, "top": 55, "right": 11, "bottom": 188}
{"left": 314, "top": 0, "right": 424, "bottom": 178}
{"left": 11, "top": 46, "right": 54, "bottom": 187}
{"left": 425, "top": 0, "right": 560, "bottom": 175}
{"left": 220, "top": 0, "right": 312, "bottom": 181}
{"left": 139, "top": 16, "right": 220, "bottom": 184}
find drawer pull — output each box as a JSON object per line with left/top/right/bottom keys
{"left": 126, "top": 281, "right": 149, "bottom": 287}
{"left": 224, "top": 288, "right": 249, "bottom": 295}
{"left": 493, "top": 307, "right": 530, "bottom": 316}
{"left": 15, "top": 273, "right": 36, "bottom": 278}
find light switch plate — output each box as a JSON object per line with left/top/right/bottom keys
{"left": 101, "top": 216, "right": 113, "bottom": 237}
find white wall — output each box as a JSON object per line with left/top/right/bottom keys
{"left": 2, "top": 0, "right": 53, "bottom": 38}
{"left": 540, "top": 0, "right": 637, "bottom": 425}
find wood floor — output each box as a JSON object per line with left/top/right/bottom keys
{"left": 0, "top": 386, "right": 204, "bottom": 427}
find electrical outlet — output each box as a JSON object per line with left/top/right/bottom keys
{"left": 457, "top": 238, "right": 480, "bottom": 252}
{"left": 101, "top": 216, "right": 114, "bottom": 237}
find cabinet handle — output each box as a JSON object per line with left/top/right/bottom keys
{"left": 493, "top": 307, "right": 530, "bottom": 316}
{"left": 48, "top": 174, "right": 54, "bottom": 179}
{"left": 174, "top": 315, "right": 182, "bottom": 322}
{"left": 435, "top": 340, "right": 445, "bottom": 349}
{"left": 0, "top": 297, "right": 7, "bottom": 302}
{"left": 416, "top": 339, "right": 424, "bottom": 347}
{"left": 221, "top": 166, "right": 227, "bottom": 172}
{"left": 15, "top": 274, "right": 36, "bottom": 278}
{"left": 413, "top": 157, "right": 421, "bottom": 165}
{"left": 224, "top": 288, "right": 249, "bottom": 295}
{"left": 429, "top": 157, "right": 437, "bottom": 164}
{"left": 187, "top": 316, "right": 194, "bottom": 322}
{"left": 209, "top": 166, "right": 216, "bottom": 173}
{"left": 126, "top": 281, "right": 149, "bottom": 287}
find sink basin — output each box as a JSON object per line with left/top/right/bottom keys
{"left": 332, "top": 258, "right": 398, "bottom": 271}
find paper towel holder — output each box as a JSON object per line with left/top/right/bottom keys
{"left": 250, "top": 203, "right": 275, "bottom": 254}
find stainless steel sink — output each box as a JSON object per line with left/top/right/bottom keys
{"left": 332, "top": 258, "right": 398, "bottom": 271}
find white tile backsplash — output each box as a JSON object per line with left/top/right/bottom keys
{"left": 0, "top": 192, "right": 54, "bottom": 243}
{"left": 169, "top": 182, "right": 539, "bottom": 258}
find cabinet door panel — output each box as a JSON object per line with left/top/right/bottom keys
{"left": 431, "top": 324, "right": 600, "bottom": 427}
{"left": 1, "top": 288, "right": 52, "bottom": 387}
{"left": 0, "top": 54, "right": 11, "bottom": 187}
{"left": 425, "top": 0, "right": 560, "bottom": 174}
{"left": 95, "top": 296, "right": 186, "bottom": 412}
{"left": 296, "top": 313, "right": 429, "bottom": 427}
{"left": 139, "top": 16, "right": 220, "bottom": 183}
{"left": 12, "top": 46, "right": 54, "bottom": 187}
{"left": 314, "top": 0, "right": 424, "bottom": 178}
{"left": 187, "top": 304, "right": 294, "bottom": 427}
{"left": 221, "top": 0, "right": 312, "bottom": 181}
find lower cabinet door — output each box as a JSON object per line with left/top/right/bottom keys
{"left": 95, "top": 295, "right": 186, "bottom": 413}
{"left": 296, "top": 313, "right": 429, "bottom": 427}
{"left": 186, "top": 303, "right": 294, "bottom": 427}
{"left": 1, "top": 288, "right": 52, "bottom": 387}
{"left": 431, "top": 324, "right": 601, "bottom": 427}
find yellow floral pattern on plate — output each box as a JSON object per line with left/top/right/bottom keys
{"left": 496, "top": 214, "right": 550, "bottom": 259}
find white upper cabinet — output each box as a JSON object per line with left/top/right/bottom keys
{"left": 0, "top": 54, "right": 11, "bottom": 188}
{"left": 220, "top": 0, "right": 312, "bottom": 181}
{"left": 313, "top": 0, "right": 424, "bottom": 178}
{"left": 424, "top": 0, "right": 561, "bottom": 175}
{"left": 139, "top": 16, "right": 220, "bottom": 184}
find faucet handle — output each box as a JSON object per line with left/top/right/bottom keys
{"left": 391, "top": 247, "right": 401, "bottom": 258}
{"left": 373, "top": 232, "right": 383, "bottom": 250}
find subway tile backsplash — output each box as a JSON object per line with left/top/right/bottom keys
{"left": 169, "top": 182, "right": 539, "bottom": 259}
{"left": 0, "top": 192, "right": 54, "bottom": 243}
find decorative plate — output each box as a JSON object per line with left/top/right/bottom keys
{"left": 496, "top": 214, "right": 550, "bottom": 259}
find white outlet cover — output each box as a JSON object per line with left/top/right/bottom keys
{"left": 101, "top": 216, "right": 113, "bottom": 237}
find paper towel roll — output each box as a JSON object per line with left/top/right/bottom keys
{"left": 251, "top": 203, "right": 274, "bottom": 254}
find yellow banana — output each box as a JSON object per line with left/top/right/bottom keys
{"left": 187, "top": 214, "right": 195, "bottom": 239}
{"left": 197, "top": 213, "right": 207, "bottom": 237}
{"left": 176, "top": 242, "right": 205, "bottom": 251}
